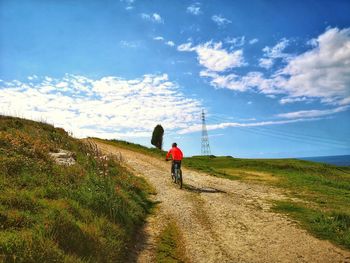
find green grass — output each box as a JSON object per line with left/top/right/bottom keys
{"left": 156, "top": 222, "right": 186, "bottom": 263}
{"left": 92, "top": 138, "right": 167, "bottom": 159}
{"left": 273, "top": 201, "right": 350, "bottom": 248}
{"left": 0, "top": 116, "right": 153, "bottom": 262}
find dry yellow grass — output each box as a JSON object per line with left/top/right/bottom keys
{"left": 218, "top": 168, "right": 280, "bottom": 182}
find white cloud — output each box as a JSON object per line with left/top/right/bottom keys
{"left": 263, "top": 38, "right": 290, "bottom": 59}
{"left": 178, "top": 41, "right": 245, "bottom": 71}
{"left": 249, "top": 38, "right": 259, "bottom": 44}
{"left": 200, "top": 71, "right": 279, "bottom": 93}
{"left": 337, "top": 97, "right": 350, "bottom": 106}
{"left": 153, "top": 36, "right": 175, "bottom": 47}
{"left": 197, "top": 27, "right": 350, "bottom": 108}
{"left": 187, "top": 3, "right": 201, "bottom": 15}
{"left": 165, "top": 41, "right": 175, "bottom": 47}
{"left": 277, "top": 27, "right": 350, "bottom": 105}
{"left": 120, "top": 40, "right": 139, "bottom": 48}
{"left": 200, "top": 71, "right": 248, "bottom": 91}
{"left": 258, "top": 58, "right": 274, "bottom": 69}
{"left": 225, "top": 36, "right": 245, "bottom": 47}
{"left": 177, "top": 42, "right": 193, "bottom": 51}
{"left": 279, "top": 97, "right": 313, "bottom": 104}
{"left": 152, "top": 13, "right": 162, "bottom": 23}
{"left": 141, "top": 13, "right": 163, "bottom": 23}
{"left": 0, "top": 74, "right": 202, "bottom": 139}
{"left": 259, "top": 38, "right": 290, "bottom": 69}
{"left": 276, "top": 106, "right": 349, "bottom": 119}
{"left": 212, "top": 15, "right": 231, "bottom": 26}
{"left": 178, "top": 117, "right": 321, "bottom": 134}
{"left": 120, "top": 0, "right": 134, "bottom": 10}
{"left": 153, "top": 36, "right": 164, "bottom": 41}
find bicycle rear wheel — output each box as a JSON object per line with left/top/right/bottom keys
{"left": 178, "top": 169, "right": 182, "bottom": 189}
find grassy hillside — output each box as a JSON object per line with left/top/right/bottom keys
{"left": 92, "top": 138, "right": 167, "bottom": 159}
{"left": 0, "top": 116, "right": 153, "bottom": 262}
{"left": 186, "top": 156, "right": 350, "bottom": 249}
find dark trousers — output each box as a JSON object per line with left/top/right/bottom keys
{"left": 171, "top": 160, "right": 182, "bottom": 174}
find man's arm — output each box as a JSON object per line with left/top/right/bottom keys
{"left": 166, "top": 149, "right": 172, "bottom": 160}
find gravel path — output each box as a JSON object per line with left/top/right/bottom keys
{"left": 95, "top": 141, "right": 350, "bottom": 263}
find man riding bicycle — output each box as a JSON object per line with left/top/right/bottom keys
{"left": 165, "top": 143, "right": 183, "bottom": 176}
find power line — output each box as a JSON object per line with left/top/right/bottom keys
{"left": 206, "top": 115, "right": 346, "bottom": 144}
{"left": 205, "top": 116, "right": 349, "bottom": 149}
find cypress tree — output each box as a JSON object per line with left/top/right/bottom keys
{"left": 151, "top": 124, "right": 164, "bottom": 149}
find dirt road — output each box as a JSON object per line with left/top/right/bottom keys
{"left": 95, "top": 141, "right": 350, "bottom": 263}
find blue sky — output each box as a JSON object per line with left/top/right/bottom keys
{"left": 1, "top": 0, "right": 349, "bottom": 158}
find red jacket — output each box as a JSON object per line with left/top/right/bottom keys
{"left": 166, "top": 147, "right": 183, "bottom": 161}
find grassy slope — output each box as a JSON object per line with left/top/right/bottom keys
{"left": 97, "top": 139, "right": 350, "bottom": 250}
{"left": 0, "top": 116, "right": 153, "bottom": 262}
{"left": 92, "top": 138, "right": 167, "bottom": 159}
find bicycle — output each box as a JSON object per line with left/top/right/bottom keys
{"left": 167, "top": 159, "right": 183, "bottom": 189}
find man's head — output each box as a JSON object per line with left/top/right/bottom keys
{"left": 172, "top": 142, "right": 177, "bottom": 148}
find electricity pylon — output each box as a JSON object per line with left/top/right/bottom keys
{"left": 201, "top": 109, "right": 211, "bottom": 155}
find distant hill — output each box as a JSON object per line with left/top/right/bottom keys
{"left": 0, "top": 115, "right": 152, "bottom": 262}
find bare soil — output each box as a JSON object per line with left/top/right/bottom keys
{"left": 95, "top": 141, "right": 350, "bottom": 263}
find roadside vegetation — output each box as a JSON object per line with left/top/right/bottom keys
{"left": 0, "top": 116, "right": 153, "bottom": 262}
